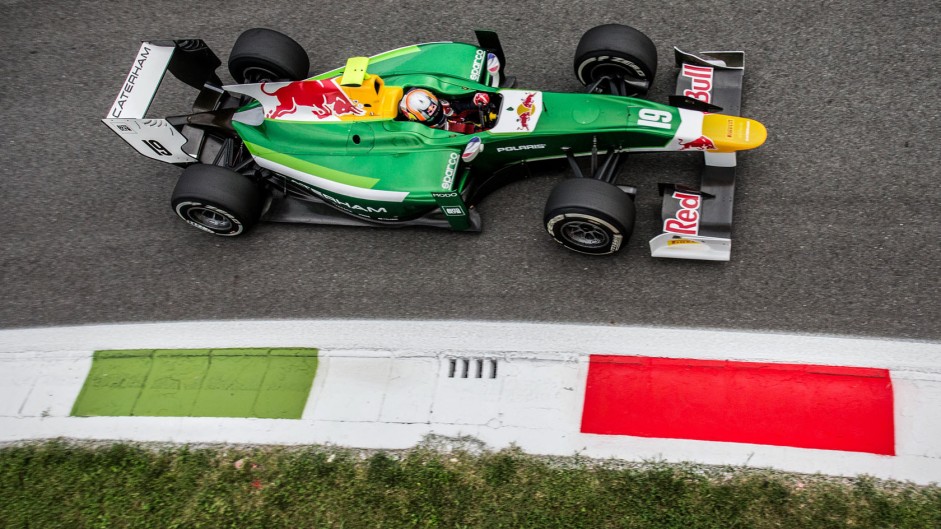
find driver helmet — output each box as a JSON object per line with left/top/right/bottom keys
{"left": 399, "top": 88, "right": 445, "bottom": 128}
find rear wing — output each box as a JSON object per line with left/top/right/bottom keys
{"left": 102, "top": 40, "right": 221, "bottom": 164}
{"left": 649, "top": 48, "right": 746, "bottom": 261}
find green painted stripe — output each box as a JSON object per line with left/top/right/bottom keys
{"left": 243, "top": 141, "right": 380, "bottom": 188}
{"left": 312, "top": 45, "right": 422, "bottom": 80}
{"left": 71, "top": 348, "right": 318, "bottom": 419}
{"left": 369, "top": 45, "right": 422, "bottom": 63}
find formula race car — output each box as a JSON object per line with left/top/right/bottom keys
{"left": 104, "top": 25, "right": 766, "bottom": 260}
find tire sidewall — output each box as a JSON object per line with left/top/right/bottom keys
{"left": 575, "top": 52, "right": 652, "bottom": 86}
{"left": 228, "top": 28, "right": 309, "bottom": 83}
{"left": 174, "top": 201, "right": 245, "bottom": 236}
{"left": 545, "top": 209, "right": 625, "bottom": 255}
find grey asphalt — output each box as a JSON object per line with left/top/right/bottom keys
{"left": 1, "top": 1, "right": 939, "bottom": 341}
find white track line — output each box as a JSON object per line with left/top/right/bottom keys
{"left": 2, "top": 320, "right": 940, "bottom": 370}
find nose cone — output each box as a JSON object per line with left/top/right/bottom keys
{"left": 702, "top": 114, "right": 767, "bottom": 152}
{"left": 745, "top": 118, "right": 767, "bottom": 150}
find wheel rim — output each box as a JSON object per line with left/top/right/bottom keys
{"left": 241, "top": 66, "right": 281, "bottom": 83}
{"left": 561, "top": 220, "right": 610, "bottom": 248}
{"left": 187, "top": 207, "right": 233, "bottom": 231}
{"left": 594, "top": 62, "right": 645, "bottom": 82}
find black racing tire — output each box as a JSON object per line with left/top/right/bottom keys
{"left": 171, "top": 165, "right": 263, "bottom": 237}
{"left": 543, "top": 178, "right": 635, "bottom": 255}
{"left": 228, "top": 28, "right": 310, "bottom": 83}
{"left": 574, "top": 24, "right": 658, "bottom": 95}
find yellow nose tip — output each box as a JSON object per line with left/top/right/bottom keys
{"left": 702, "top": 114, "right": 767, "bottom": 152}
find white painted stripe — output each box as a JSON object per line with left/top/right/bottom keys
{"left": 2, "top": 321, "right": 939, "bottom": 372}
{"left": 253, "top": 157, "right": 410, "bottom": 203}
{"left": 0, "top": 351, "right": 92, "bottom": 418}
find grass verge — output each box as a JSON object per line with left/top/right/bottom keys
{"left": 1, "top": 440, "right": 939, "bottom": 529}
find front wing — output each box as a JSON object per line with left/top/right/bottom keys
{"left": 648, "top": 48, "right": 748, "bottom": 261}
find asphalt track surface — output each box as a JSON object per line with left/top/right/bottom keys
{"left": 1, "top": 1, "right": 939, "bottom": 341}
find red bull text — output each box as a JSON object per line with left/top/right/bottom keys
{"left": 663, "top": 191, "right": 702, "bottom": 236}
{"left": 682, "top": 64, "right": 715, "bottom": 104}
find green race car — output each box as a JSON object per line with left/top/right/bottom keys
{"left": 104, "top": 25, "right": 766, "bottom": 260}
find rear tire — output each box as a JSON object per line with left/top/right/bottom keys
{"left": 574, "top": 24, "right": 657, "bottom": 96}
{"left": 544, "top": 178, "right": 635, "bottom": 255}
{"left": 228, "top": 28, "right": 309, "bottom": 83}
{"left": 171, "top": 165, "right": 263, "bottom": 236}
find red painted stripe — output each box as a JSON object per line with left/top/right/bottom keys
{"left": 581, "top": 355, "right": 894, "bottom": 455}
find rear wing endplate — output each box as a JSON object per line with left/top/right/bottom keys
{"left": 102, "top": 40, "right": 221, "bottom": 164}
{"left": 649, "top": 48, "right": 746, "bottom": 262}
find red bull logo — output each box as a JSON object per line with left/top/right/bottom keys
{"left": 678, "top": 135, "right": 717, "bottom": 151}
{"left": 260, "top": 78, "right": 364, "bottom": 120}
{"left": 516, "top": 92, "right": 537, "bottom": 130}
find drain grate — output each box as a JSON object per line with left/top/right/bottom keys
{"left": 448, "top": 358, "right": 498, "bottom": 379}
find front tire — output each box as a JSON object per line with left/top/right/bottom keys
{"left": 544, "top": 178, "right": 635, "bottom": 255}
{"left": 228, "top": 28, "right": 310, "bottom": 83}
{"left": 171, "top": 165, "right": 263, "bottom": 237}
{"left": 574, "top": 24, "right": 658, "bottom": 96}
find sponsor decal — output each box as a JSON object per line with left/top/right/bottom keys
{"left": 443, "top": 206, "right": 464, "bottom": 216}
{"left": 486, "top": 52, "right": 500, "bottom": 74}
{"left": 496, "top": 143, "right": 546, "bottom": 153}
{"left": 469, "top": 49, "right": 486, "bottom": 80}
{"left": 462, "top": 137, "right": 484, "bottom": 162}
{"left": 111, "top": 45, "right": 151, "bottom": 118}
{"left": 678, "top": 135, "right": 716, "bottom": 151}
{"left": 490, "top": 91, "right": 543, "bottom": 134}
{"left": 441, "top": 151, "right": 460, "bottom": 189}
{"left": 667, "top": 238, "right": 702, "bottom": 246}
{"left": 663, "top": 191, "right": 701, "bottom": 236}
{"left": 320, "top": 192, "right": 388, "bottom": 214}
{"left": 682, "top": 63, "right": 715, "bottom": 104}
{"left": 611, "top": 236, "right": 622, "bottom": 252}
{"left": 511, "top": 92, "right": 538, "bottom": 131}
{"left": 261, "top": 78, "right": 364, "bottom": 120}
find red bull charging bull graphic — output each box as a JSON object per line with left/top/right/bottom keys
{"left": 678, "top": 135, "right": 717, "bottom": 151}
{"left": 490, "top": 90, "right": 543, "bottom": 134}
{"left": 229, "top": 77, "right": 365, "bottom": 122}
{"left": 517, "top": 92, "right": 537, "bottom": 130}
